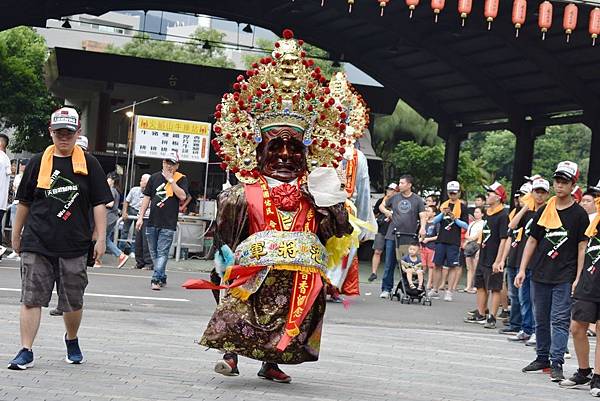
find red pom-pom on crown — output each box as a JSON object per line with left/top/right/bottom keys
{"left": 282, "top": 29, "right": 294, "bottom": 39}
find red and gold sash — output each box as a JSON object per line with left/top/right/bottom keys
{"left": 344, "top": 149, "right": 358, "bottom": 198}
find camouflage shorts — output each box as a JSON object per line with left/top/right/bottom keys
{"left": 20, "top": 252, "right": 88, "bottom": 312}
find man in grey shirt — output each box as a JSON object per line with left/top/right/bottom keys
{"left": 379, "top": 174, "right": 426, "bottom": 298}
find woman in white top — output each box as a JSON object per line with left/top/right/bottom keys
{"left": 463, "top": 206, "right": 485, "bottom": 294}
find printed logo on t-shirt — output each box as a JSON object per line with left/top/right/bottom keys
{"left": 154, "top": 182, "right": 168, "bottom": 208}
{"left": 586, "top": 236, "right": 600, "bottom": 276}
{"left": 524, "top": 218, "right": 533, "bottom": 237}
{"left": 481, "top": 222, "right": 491, "bottom": 247}
{"left": 398, "top": 199, "right": 412, "bottom": 214}
{"left": 544, "top": 227, "right": 569, "bottom": 259}
{"left": 44, "top": 170, "right": 79, "bottom": 221}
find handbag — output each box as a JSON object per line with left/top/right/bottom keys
{"left": 463, "top": 240, "right": 480, "bottom": 257}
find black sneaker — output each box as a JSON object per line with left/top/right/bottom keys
{"left": 522, "top": 359, "right": 551, "bottom": 373}
{"left": 498, "top": 327, "right": 519, "bottom": 335}
{"left": 498, "top": 309, "right": 509, "bottom": 320}
{"left": 466, "top": 308, "right": 489, "bottom": 317}
{"left": 464, "top": 312, "right": 486, "bottom": 324}
{"left": 483, "top": 315, "right": 497, "bottom": 329}
{"left": 591, "top": 374, "right": 600, "bottom": 397}
{"left": 559, "top": 368, "right": 593, "bottom": 388}
{"left": 367, "top": 273, "right": 377, "bottom": 282}
{"left": 550, "top": 363, "right": 565, "bottom": 382}
{"left": 49, "top": 308, "right": 63, "bottom": 316}
{"left": 64, "top": 335, "right": 84, "bottom": 364}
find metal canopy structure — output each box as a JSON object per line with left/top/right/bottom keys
{"left": 1, "top": 0, "right": 599, "bottom": 190}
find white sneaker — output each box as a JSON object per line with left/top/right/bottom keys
{"left": 0, "top": 246, "right": 6, "bottom": 256}
{"left": 525, "top": 333, "right": 537, "bottom": 346}
{"left": 6, "top": 251, "right": 19, "bottom": 259}
{"left": 444, "top": 290, "right": 453, "bottom": 302}
{"left": 379, "top": 291, "right": 390, "bottom": 299}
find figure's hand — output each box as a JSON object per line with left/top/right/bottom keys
{"left": 122, "top": 212, "right": 128, "bottom": 221}
{"left": 94, "top": 238, "right": 106, "bottom": 261}
{"left": 162, "top": 169, "right": 174, "bottom": 181}
{"left": 514, "top": 271, "right": 525, "bottom": 288}
{"left": 571, "top": 280, "right": 579, "bottom": 296}
{"left": 447, "top": 212, "right": 455, "bottom": 220}
{"left": 493, "top": 261, "right": 504, "bottom": 273}
{"left": 135, "top": 217, "right": 144, "bottom": 231}
{"left": 11, "top": 232, "right": 21, "bottom": 255}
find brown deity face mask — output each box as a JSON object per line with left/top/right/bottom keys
{"left": 257, "top": 126, "right": 306, "bottom": 182}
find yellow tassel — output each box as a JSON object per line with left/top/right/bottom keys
{"left": 229, "top": 287, "right": 252, "bottom": 301}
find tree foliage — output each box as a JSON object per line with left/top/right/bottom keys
{"left": 389, "top": 141, "right": 485, "bottom": 195}
{"left": 107, "top": 28, "right": 234, "bottom": 68}
{"left": 242, "top": 38, "right": 343, "bottom": 79}
{"left": 0, "top": 27, "right": 60, "bottom": 153}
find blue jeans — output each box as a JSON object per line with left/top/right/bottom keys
{"left": 519, "top": 269, "right": 535, "bottom": 335}
{"left": 532, "top": 281, "right": 572, "bottom": 365}
{"left": 506, "top": 266, "right": 522, "bottom": 330}
{"left": 382, "top": 239, "right": 397, "bottom": 292}
{"left": 105, "top": 221, "right": 122, "bottom": 257}
{"left": 146, "top": 226, "right": 175, "bottom": 284}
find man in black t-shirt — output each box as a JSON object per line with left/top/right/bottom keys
{"left": 465, "top": 181, "right": 508, "bottom": 329}
{"left": 136, "top": 153, "right": 189, "bottom": 290}
{"left": 564, "top": 195, "right": 600, "bottom": 392}
{"left": 429, "top": 181, "right": 468, "bottom": 301}
{"left": 515, "top": 161, "right": 589, "bottom": 382}
{"left": 8, "top": 107, "right": 112, "bottom": 370}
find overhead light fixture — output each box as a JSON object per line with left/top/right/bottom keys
{"left": 159, "top": 98, "right": 173, "bottom": 105}
{"left": 242, "top": 24, "right": 253, "bottom": 33}
{"left": 125, "top": 111, "right": 134, "bottom": 118}
{"left": 332, "top": 60, "right": 341, "bottom": 68}
{"left": 203, "top": 41, "right": 212, "bottom": 50}
{"left": 62, "top": 19, "right": 72, "bottom": 29}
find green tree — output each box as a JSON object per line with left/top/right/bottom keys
{"left": 389, "top": 140, "right": 485, "bottom": 195}
{"left": 0, "top": 27, "right": 60, "bottom": 152}
{"left": 107, "top": 28, "right": 234, "bottom": 68}
{"left": 242, "top": 38, "right": 343, "bottom": 79}
{"left": 475, "top": 130, "right": 515, "bottom": 180}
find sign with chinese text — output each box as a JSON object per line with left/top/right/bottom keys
{"left": 134, "top": 115, "right": 211, "bottom": 163}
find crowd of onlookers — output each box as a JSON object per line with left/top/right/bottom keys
{"left": 371, "top": 162, "right": 600, "bottom": 396}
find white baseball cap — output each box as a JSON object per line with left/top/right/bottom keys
{"left": 50, "top": 107, "right": 80, "bottom": 132}
{"left": 76, "top": 135, "right": 88, "bottom": 150}
{"left": 553, "top": 161, "right": 579, "bottom": 182}
{"left": 524, "top": 174, "right": 542, "bottom": 183}
{"left": 447, "top": 181, "right": 460, "bottom": 193}
{"left": 518, "top": 182, "right": 532, "bottom": 195}
{"left": 387, "top": 182, "right": 398, "bottom": 190}
{"left": 532, "top": 178, "right": 550, "bottom": 192}
{"left": 164, "top": 152, "right": 180, "bottom": 164}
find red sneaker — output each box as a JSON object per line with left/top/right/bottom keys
{"left": 214, "top": 355, "right": 239, "bottom": 376}
{"left": 257, "top": 363, "right": 292, "bottom": 383}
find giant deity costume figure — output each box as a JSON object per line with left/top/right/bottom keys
{"left": 326, "top": 72, "right": 376, "bottom": 298}
{"left": 183, "top": 30, "right": 371, "bottom": 383}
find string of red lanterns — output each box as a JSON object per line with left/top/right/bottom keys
{"left": 313, "top": 0, "right": 600, "bottom": 46}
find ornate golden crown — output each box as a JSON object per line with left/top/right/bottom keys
{"left": 328, "top": 72, "right": 370, "bottom": 157}
{"left": 211, "top": 29, "right": 347, "bottom": 183}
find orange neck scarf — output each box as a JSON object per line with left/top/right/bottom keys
{"left": 585, "top": 197, "right": 600, "bottom": 238}
{"left": 37, "top": 145, "right": 87, "bottom": 189}
{"left": 441, "top": 199, "right": 461, "bottom": 218}
{"left": 486, "top": 203, "right": 504, "bottom": 216}
{"left": 538, "top": 196, "right": 564, "bottom": 230}
{"left": 165, "top": 172, "right": 185, "bottom": 198}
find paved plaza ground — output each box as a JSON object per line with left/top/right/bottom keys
{"left": 0, "top": 258, "right": 596, "bottom": 401}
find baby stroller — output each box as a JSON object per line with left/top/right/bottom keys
{"left": 390, "top": 231, "right": 432, "bottom": 306}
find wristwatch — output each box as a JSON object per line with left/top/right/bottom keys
{"left": 168, "top": 178, "right": 174, "bottom": 184}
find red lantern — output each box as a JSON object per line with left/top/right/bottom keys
{"left": 484, "top": 0, "right": 500, "bottom": 30}
{"left": 512, "top": 0, "right": 527, "bottom": 37}
{"left": 348, "top": 0, "right": 355, "bottom": 12}
{"left": 538, "top": 1, "right": 553, "bottom": 40}
{"left": 379, "top": 0, "right": 390, "bottom": 16}
{"left": 406, "top": 0, "right": 420, "bottom": 18}
{"left": 590, "top": 7, "right": 600, "bottom": 46}
{"left": 431, "top": 0, "right": 445, "bottom": 22}
{"left": 458, "top": 0, "right": 472, "bottom": 26}
{"left": 563, "top": 4, "right": 578, "bottom": 43}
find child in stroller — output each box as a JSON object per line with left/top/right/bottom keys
{"left": 393, "top": 242, "right": 432, "bottom": 305}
